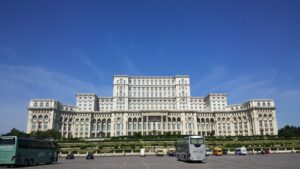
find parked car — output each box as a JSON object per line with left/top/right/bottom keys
{"left": 206, "top": 148, "right": 211, "bottom": 156}
{"left": 86, "top": 153, "right": 94, "bottom": 160}
{"left": 156, "top": 149, "right": 164, "bottom": 156}
{"left": 235, "top": 147, "right": 247, "bottom": 155}
{"left": 66, "top": 153, "right": 75, "bottom": 159}
{"left": 167, "top": 150, "right": 176, "bottom": 157}
{"left": 260, "top": 149, "right": 270, "bottom": 155}
{"left": 213, "top": 147, "right": 223, "bottom": 156}
{"left": 140, "top": 148, "right": 146, "bottom": 157}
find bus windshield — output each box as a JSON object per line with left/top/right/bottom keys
{"left": 190, "top": 138, "right": 204, "bottom": 145}
{"left": 0, "top": 138, "right": 15, "bottom": 145}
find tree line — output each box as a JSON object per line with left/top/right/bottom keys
{"left": 1, "top": 128, "right": 61, "bottom": 140}
{"left": 2, "top": 125, "right": 300, "bottom": 140}
{"left": 278, "top": 125, "right": 300, "bottom": 137}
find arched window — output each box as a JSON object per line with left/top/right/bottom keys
{"left": 44, "top": 115, "right": 49, "bottom": 122}
{"left": 32, "top": 115, "right": 37, "bottom": 121}
{"left": 97, "top": 120, "right": 102, "bottom": 131}
{"left": 107, "top": 119, "right": 111, "bottom": 131}
{"left": 92, "top": 119, "right": 96, "bottom": 131}
{"left": 38, "top": 115, "right": 43, "bottom": 121}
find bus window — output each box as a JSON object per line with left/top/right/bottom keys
{"left": 190, "top": 138, "right": 204, "bottom": 145}
{"left": 0, "top": 138, "right": 15, "bottom": 145}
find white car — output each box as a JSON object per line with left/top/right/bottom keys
{"left": 235, "top": 147, "right": 247, "bottom": 155}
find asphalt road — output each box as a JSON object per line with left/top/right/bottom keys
{"left": 1, "top": 154, "right": 299, "bottom": 169}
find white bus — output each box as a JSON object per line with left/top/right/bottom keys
{"left": 175, "top": 136, "right": 206, "bottom": 162}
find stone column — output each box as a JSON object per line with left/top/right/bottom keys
{"left": 146, "top": 115, "right": 149, "bottom": 135}
{"left": 193, "top": 113, "right": 197, "bottom": 135}
{"left": 247, "top": 120, "right": 251, "bottom": 136}
{"left": 26, "top": 110, "right": 32, "bottom": 133}
{"left": 252, "top": 110, "right": 260, "bottom": 135}
{"left": 166, "top": 115, "right": 170, "bottom": 132}
{"left": 215, "top": 119, "right": 219, "bottom": 136}
{"left": 181, "top": 113, "right": 186, "bottom": 134}
{"left": 272, "top": 111, "right": 278, "bottom": 135}
{"left": 142, "top": 114, "right": 144, "bottom": 135}
{"left": 87, "top": 116, "right": 91, "bottom": 138}
{"left": 230, "top": 119, "right": 234, "bottom": 136}
{"left": 160, "top": 115, "right": 163, "bottom": 134}
{"left": 110, "top": 113, "right": 115, "bottom": 137}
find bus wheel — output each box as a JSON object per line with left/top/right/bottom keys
{"left": 30, "top": 159, "right": 34, "bottom": 166}
{"left": 176, "top": 155, "right": 180, "bottom": 161}
{"left": 24, "top": 159, "right": 29, "bottom": 166}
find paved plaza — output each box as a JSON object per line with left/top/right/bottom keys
{"left": 1, "top": 154, "right": 299, "bottom": 169}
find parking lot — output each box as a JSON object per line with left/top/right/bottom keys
{"left": 1, "top": 154, "right": 299, "bottom": 169}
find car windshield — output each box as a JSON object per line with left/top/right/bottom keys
{"left": 190, "top": 138, "right": 204, "bottom": 145}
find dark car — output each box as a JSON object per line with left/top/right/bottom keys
{"left": 86, "top": 153, "right": 94, "bottom": 160}
{"left": 261, "top": 149, "right": 270, "bottom": 155}
{"left": 223, "top": 149, "right": 228, "bottom": 155}
{"left": 167, "top": 150, "right": 176, "bottom": 157}
{"left": 66, "top": 154, "right": 75, "bottom": 159}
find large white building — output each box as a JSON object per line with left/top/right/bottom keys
{"left": 27, "top": 75, "right": 278, "bottom": 138}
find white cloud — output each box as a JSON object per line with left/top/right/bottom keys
{"left": 0, "top": 64, "right": 111, "bottom": 134}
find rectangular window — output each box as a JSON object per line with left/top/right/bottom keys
{"left": 259, "top": 121, "right": 263, "bottom": 127}
{"left": 0, "top": 138, "right": 15, "bottom": 145}
{"left": 188, "top": 123, "right": 192, "bottom": 130}
{"left": 32, "top": 124, "right": 36, "bottom": 130}
{"left": 43, "top": 123, "right": 48, "bottom": 130}
{"left": 264, "top": 120, "right": 268, "bottom": 127}
{"left": 269, "top": 120, "right": 273, "bottom": 127}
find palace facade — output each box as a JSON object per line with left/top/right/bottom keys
{"left": 27, "top": 75, "right": 278, "bottom": 138}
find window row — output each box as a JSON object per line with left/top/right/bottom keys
{"left": 33, "top": 102, "right": 50, "bottom": 107}
{"left": 128, "top": 79, "right": 175, "bottom": 85}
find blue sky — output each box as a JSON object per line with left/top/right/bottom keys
{"left": 0, "top": 0, "right": 299, "bottom": 134}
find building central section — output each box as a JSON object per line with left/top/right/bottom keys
{"left": 112, "top": 75, "right": 191, "bottom": 112}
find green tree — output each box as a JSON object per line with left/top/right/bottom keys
{"left": 30, "top": 129, "right": 61, "bottom": 140}
{"left": 2, "top": 128, "right": 29, "bottom": 137}
{"left": 278, "top": 125, "right": 300, "bottom": 137}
